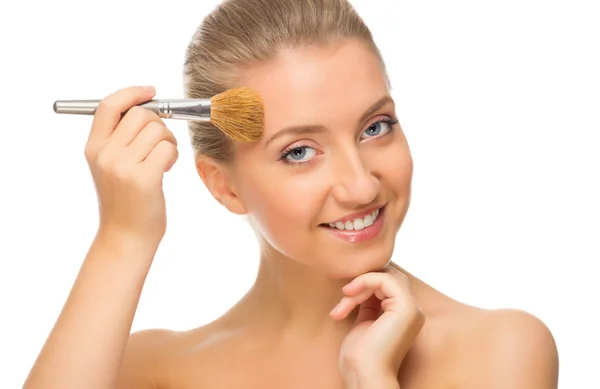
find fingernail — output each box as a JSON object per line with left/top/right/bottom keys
{"left": 143, "top": 86, "right": 156, "bottom": 94}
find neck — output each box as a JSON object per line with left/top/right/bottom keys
{"left": 224, "top": 238, "right": 439, "bottom": 341}
{"left": 238, "top": 241, "right": 358, "bottom": 339}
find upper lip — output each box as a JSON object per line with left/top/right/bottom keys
{"left": 326, "top": 205, "right": 385, "bottom": 224}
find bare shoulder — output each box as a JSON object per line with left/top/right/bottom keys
{"left": 454, "top": 308, "right": 559, "bottom": 389}
{"left": 116, "top": 327, "right": 218, "bottom": 389}
{"left": 116, "top": 323, "right": 239, "bottom": 389}
{"left": 116, "top": 328, "right": 180, "bottom": 389}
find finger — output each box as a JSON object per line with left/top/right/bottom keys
{"left": 343, "top": 272, "right": 404, "bottom": 300}
{"left": 110, "top": 106, "right": 166, "bottom": 147}
{"left": 354, "top": 294, "right": 383, "bottom": 323}
{"left": 126, "top": 122, "right": 177, "bottom": 163}
{"left": 89, "top": 86, "right": 156, "bottom": 143}
{"left": 331, "top": 286, "right": 381, "bottom": 320}
{"left": 333, "top": 272, "right": 412, "bottom": 320}
{"left": 143, "top": 140, "right": 179, "bottom": 173}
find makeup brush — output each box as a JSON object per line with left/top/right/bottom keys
{"left": 53, "top": 87, "right": 264, "bottom": 143}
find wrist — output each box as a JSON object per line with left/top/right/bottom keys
{"left": 342, "top": 369, "right": 400, "bottom": 389}
{"left": 97, "top": 225, "right": 160, "bottom": 249}
{"left": 93, "top": 227, "right": 160, "bottom": 267}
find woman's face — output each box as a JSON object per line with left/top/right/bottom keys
{"left": 230, "top": 40, "right": 413, "bottom": 278}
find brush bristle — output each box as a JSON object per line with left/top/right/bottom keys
{"left": 209, "top": 87, "right": 264, "bottom": 143}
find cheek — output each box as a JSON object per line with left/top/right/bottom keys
{"left": 386, "top": 134, "right": 413, "bottom": 187}
{"left": 238, "top": 169, "right": 325, "bottom": 253}
{"left": 365, "top": 135, "right": 413, "bottom": 191}
{"left": 392, "top": 149, "right": 413, "bottom": 189}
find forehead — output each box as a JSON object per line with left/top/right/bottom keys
{"left": 242, "top": 40, "right": 389, "bottom": 138}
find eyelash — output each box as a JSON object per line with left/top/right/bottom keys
{"left": 278, "top": 116, "right": 399, "bottom": 166}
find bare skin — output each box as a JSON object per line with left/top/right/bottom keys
{"left": 117, "top": 266, "right": 557, "bottom": 389}
{"left": 23, "top": 41, "right": 558, "bottom": 389}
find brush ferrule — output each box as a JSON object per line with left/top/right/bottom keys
{"left": 148, "top": 99, "right": 211, "bottom": 121}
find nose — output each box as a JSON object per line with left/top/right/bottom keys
{"left": 330, "top": 150, "right": 380, "bottom": 207}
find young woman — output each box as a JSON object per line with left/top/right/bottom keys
{"left": 23, "top": 0, "right": 558, "bottom": 388}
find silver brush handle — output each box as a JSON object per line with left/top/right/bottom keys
{"left": 53, "top": 99, "right": 211, "bottom": 121}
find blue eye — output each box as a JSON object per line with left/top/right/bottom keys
{"left": 279, "top": 118, "right": 398, "bottom": 166}
{"left": 360, "top": 118, "right": 398, "bottom": 140}
{"left": 280, "top": 145, "right": 317, "bottom": 163}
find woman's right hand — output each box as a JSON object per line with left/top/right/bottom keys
{"left": 85, "top": 86, "right": 179, "bottom": 246}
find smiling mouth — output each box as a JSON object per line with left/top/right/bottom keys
{"left": 320, "top": 206, "right": 384, "bottom": 231}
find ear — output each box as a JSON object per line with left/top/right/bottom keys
{"left": 195, "top": 155, "right": 248, "bottom": 215}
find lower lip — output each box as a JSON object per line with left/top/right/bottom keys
{"left": 321, "top": 206, "right": 385, "bottom": 243}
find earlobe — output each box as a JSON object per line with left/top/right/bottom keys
{"left": 195, "top": 156, "right": 248, "bottom": 215}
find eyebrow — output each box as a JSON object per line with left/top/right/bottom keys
{"left": 265, "top": 95, "right": 394, "bottom": 147}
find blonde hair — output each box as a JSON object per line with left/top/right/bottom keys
{"left": 183, "top": 0, "right": 387, "bottom": 161}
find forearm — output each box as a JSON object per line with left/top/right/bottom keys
{"left": 23, "top": 230, "right": 157, "bottom": 389}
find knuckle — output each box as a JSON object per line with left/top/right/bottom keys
{"left": 83, "top": 144, "right": 95, "bottom": 161}
{"left": 112, "top": 163, "right": 133, "bottom": 181}
{"left": 168, "top": 129, "right": 178, "bottom": 147}
{"left": 381, "top": 272, "right": 396, "bottom": 283}
{"left": 152, "top": 115, "right": 167, "bottom": 129}
{"left": 157, "top": 139, "right": 173, "bottom": 152}
{"left": 161, "top": 140, "right": 179, "bottom": 159}
{"left": 132, "top": 106, "right": 162, "bottom": 125}
{"left": 143, "top": 122, "right": 165, "bottom": 142}
{"left": 95, "top": 151, "right": 113, "bottom": 172}
{"left": 152, "top": 112, "right": 166, "bottom": 126}
{"left": 171, "top": 147, "right": 180, "bottom": 162}
{"left": 150, "top": 120, "right": 166, "bottom": 132}
{"left": 149, "top": 123, "right": 175, "bottom": 143}
{"left": 96, "top": 98, "right": 115, "bottom": 114}
{"left": 126, "top": 105, "right": 146, "bottom": 119}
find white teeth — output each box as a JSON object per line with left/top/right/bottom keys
{"left": 354, "top": 218, "right": 365, "bottom": 230}
{"left": 327, "top": 208, "right": 381, "bottom": 231}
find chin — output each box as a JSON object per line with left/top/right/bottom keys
{"left": 323, "top": 230, "right": 398, "bottom": 279}
{"left": 320, "top": 242, "right": 396, "bottom": 280}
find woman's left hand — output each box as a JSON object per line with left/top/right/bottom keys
{"left": 331, "top": 264, "right": 425, "bottom": 387}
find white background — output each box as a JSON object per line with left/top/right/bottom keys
{"left": 1, "top": 0, "right": 598, "bottom": 387}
